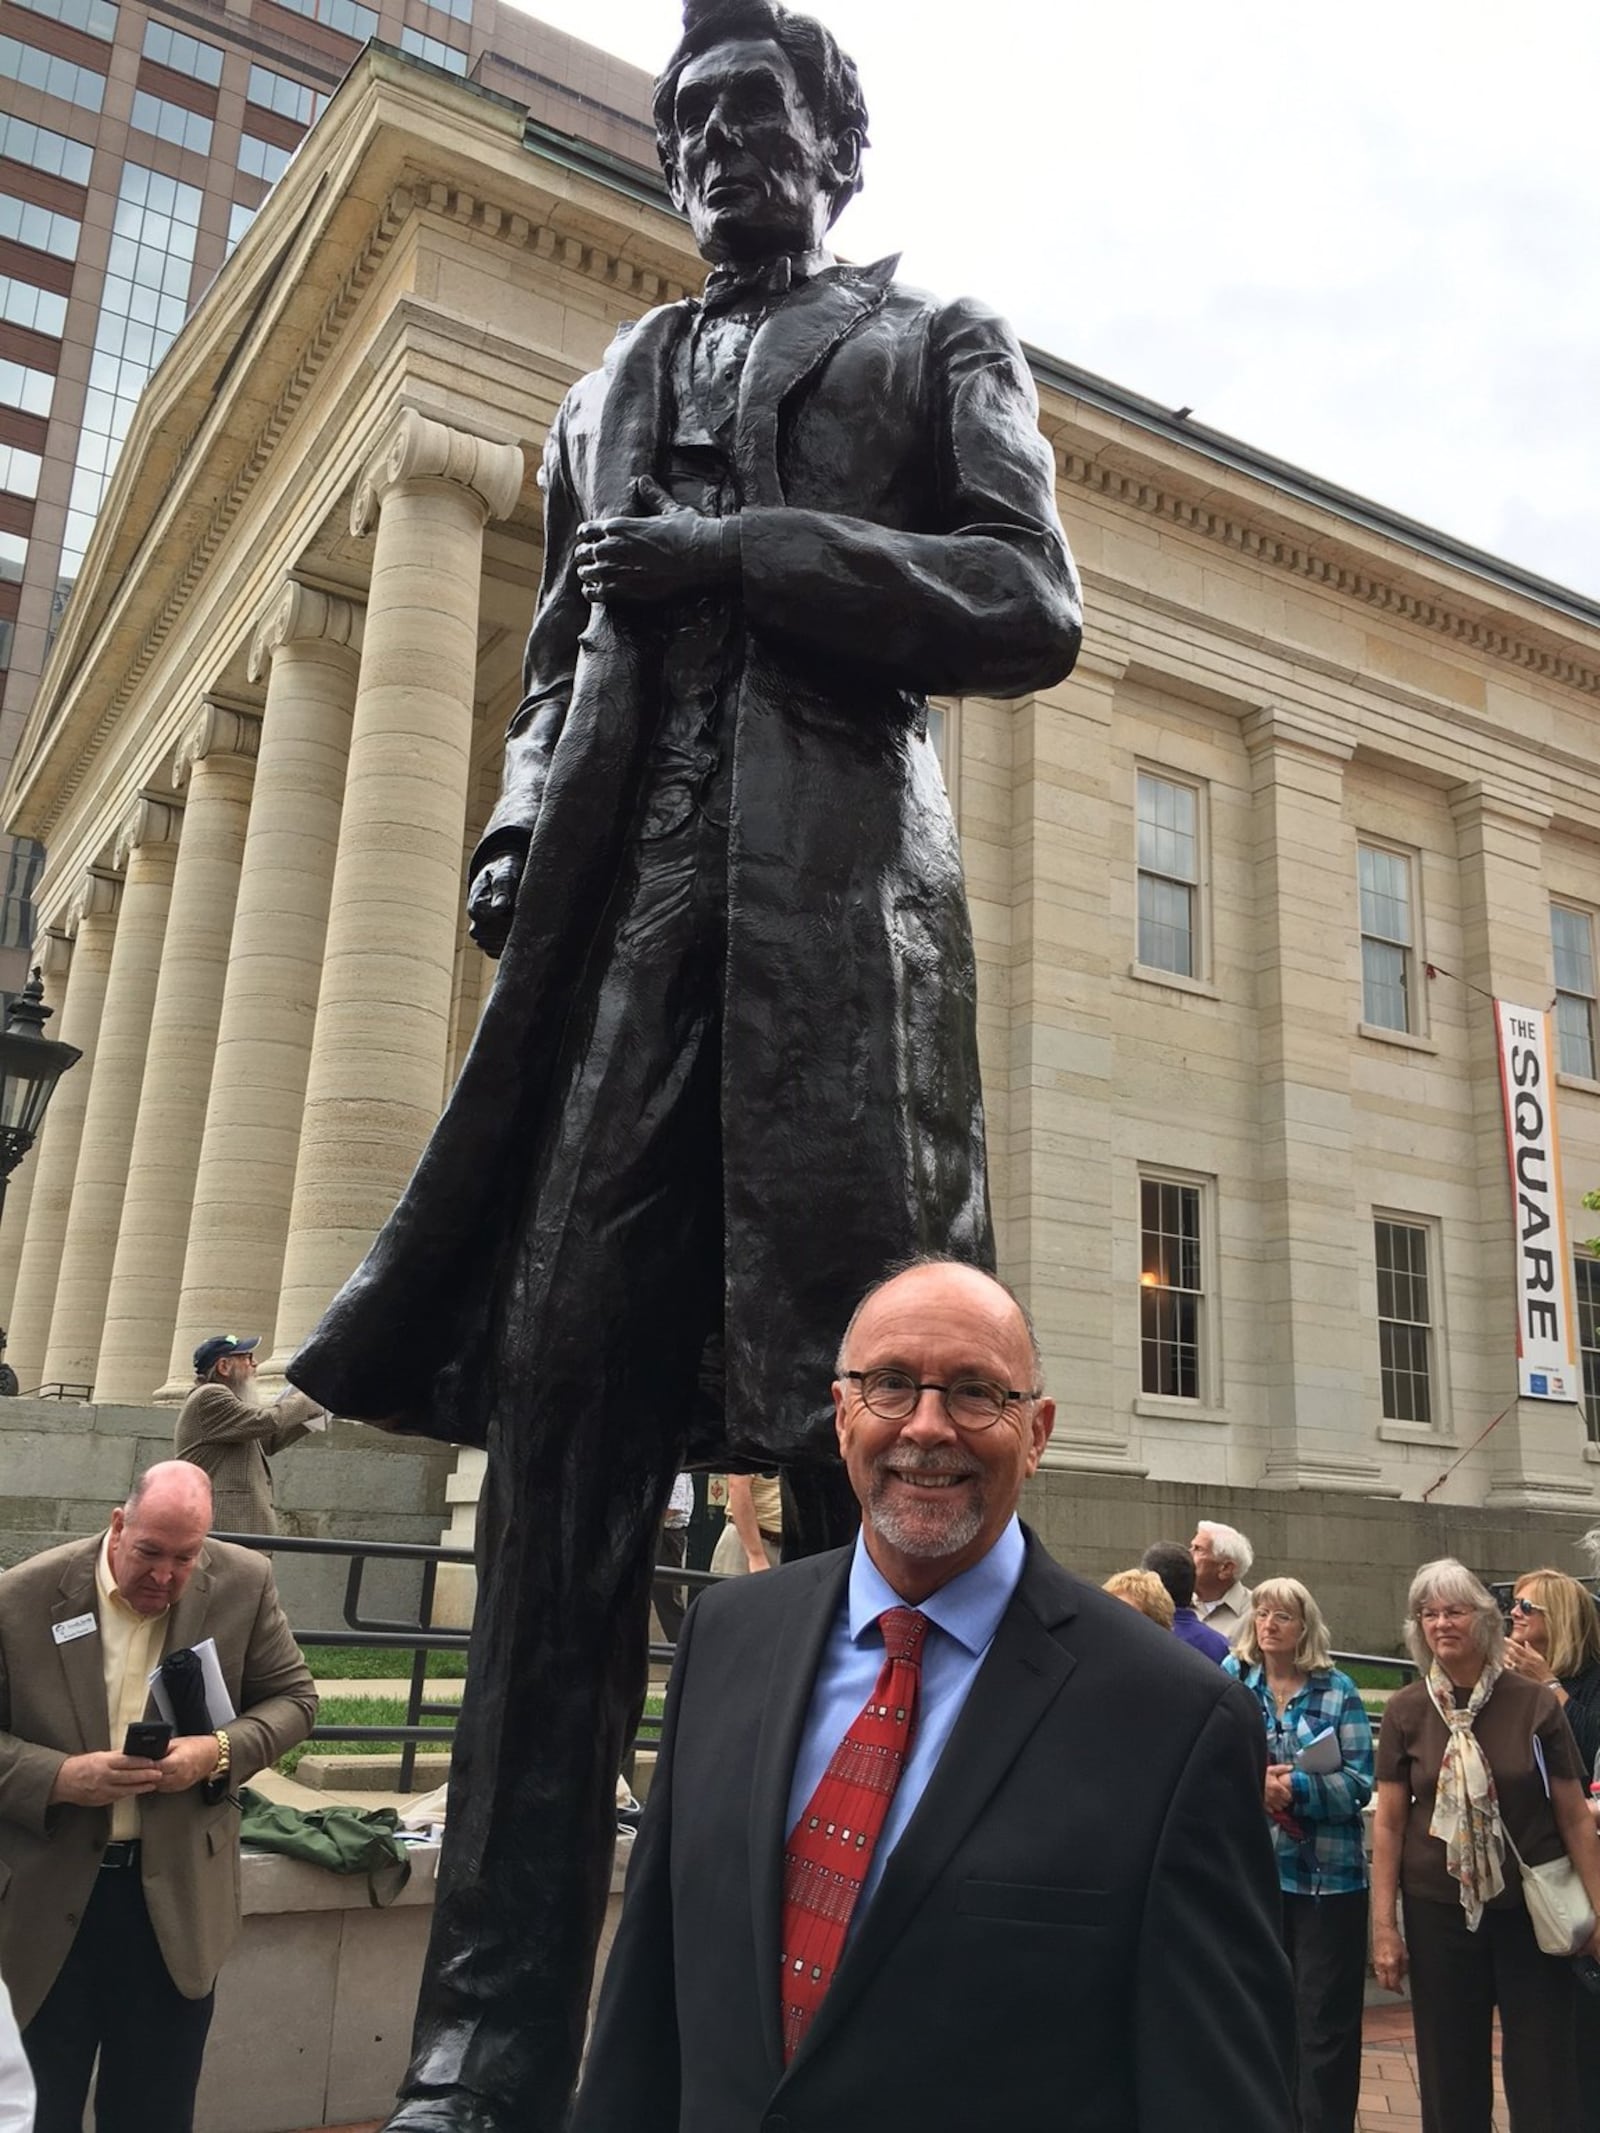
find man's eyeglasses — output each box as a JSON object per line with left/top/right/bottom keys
{"left": 842, "top": 1368, "right": 1040, "bottom": 1432}
{"left": 1511, "top": 1596, "right": 1547, "bottom": 1618}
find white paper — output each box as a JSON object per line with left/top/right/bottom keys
{"left": 1294, "top": 1726, "right": 1342, "bottom": 1776}
{"left": 147, "top": 1636, "right": 237, "bottom": 1730}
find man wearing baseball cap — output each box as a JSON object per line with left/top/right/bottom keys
{"left": 173, "top": 1335, "right": 328, "bottom": 1534}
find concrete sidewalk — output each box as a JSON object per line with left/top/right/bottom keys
{"left": 290, "top": 2004, "right": 1502, "bottom": 2133}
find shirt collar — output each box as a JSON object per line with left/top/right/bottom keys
{"left": 698, "top": 245, "right": 834, "bottom": 315}
{"left": 846, "top": 1516, "right": 1026, "bottom": 1658}
{"left": 96, "top": 1529, "right": 167, "bottom": 1627}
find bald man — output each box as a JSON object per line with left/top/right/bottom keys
{"left": 575, "top": 1261, "right": 1295, "bottom": 2133}
{"left": 0, "top": 1462, "right": 316, "bottom": 2133}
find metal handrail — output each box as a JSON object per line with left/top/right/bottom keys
{"left": 213, "top": 1528, "right": 704, "bottom": 1789}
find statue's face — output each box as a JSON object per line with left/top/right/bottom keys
{"left": 667, "top": 35, "right": 841, "bottom": 262}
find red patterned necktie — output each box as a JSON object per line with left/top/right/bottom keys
{"left": 779, "top": 1604, "right": 928, "bottom": 2062}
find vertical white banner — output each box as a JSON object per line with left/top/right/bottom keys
{"left": 1495, "top": 1001, "right": 1581, "bottom": 1401}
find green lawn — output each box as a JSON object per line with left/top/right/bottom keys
{"left": 277, "top": 1696, "right": 456, "bottom": 1774}
{"left": 301, "top": 1644, "right": 470, "bottom": 1680}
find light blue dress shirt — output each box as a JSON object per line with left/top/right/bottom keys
{"left": 782, "top": 1516, "right": 1026, "bottom": 1922}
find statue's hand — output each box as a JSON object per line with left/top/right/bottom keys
{"left": 467, "top": 850, "right": 524, "bottom": 958}
{"left": 576, "top": 477, "right": 736, "bottom": 606}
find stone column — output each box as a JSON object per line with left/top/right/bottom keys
{"left": 1244, "top": 706, "right": 1386, "bottom": 1492}
{"left": 0, "top": 928, "right": 72, "bottom": 1325}
{"left": 265, "top": 410, "right": 522, "bottom": 1376}
{"left": 93, "top": 705, "right": 261, "bottom": 1404}
{"left": 43, "top": 800, "right": 181, "bottom": 1392}
{"left": 160, "top": 582, "right": 363, "bottom": 1399}
{"left": 1008, "top": 652, "right": 1143, "bottom": 1473}
{"left": 6, "top": 881, "right": 120, "bottom": 1389}
{"left": 1451, "top": 779, "right": 1591, "bottom": 1506}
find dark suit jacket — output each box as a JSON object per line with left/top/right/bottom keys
{"left": 574, "top": 1533, "right": 1295, "bottom": 2133}
{"left": 291, "top": 262, "right": 1082, "bottom": 1470}
{"left": 0, "top": 1534, "right": 317, "bottom": 2026}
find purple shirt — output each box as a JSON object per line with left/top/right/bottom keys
{"left": 1173, "top": 1606, "right": 1230, "bottom": 1664}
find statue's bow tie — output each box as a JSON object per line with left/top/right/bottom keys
{"left": 699, "top": 254, "right": 805, "bottom": 314}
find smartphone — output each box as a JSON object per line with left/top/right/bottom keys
{"left": 123, "top": 1720, "right": 173, "bottom": 1761}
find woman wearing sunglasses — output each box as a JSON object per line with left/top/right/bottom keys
{"left": 1505, "top": 1567, "right": 1600, "bottom": 2131}
{"left": 1224, "top": 1577, "right": 1373, "bottom": 2133}
{"left": 1504, "top": 1569, "right": 1600, "bottom": 1776}
{"left": 1373, "top": 1557, "right": 1600, "bottom": 2131}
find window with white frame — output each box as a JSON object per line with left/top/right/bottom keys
{"left": 1136, "top": 768, "right": 1202, "bottom": 978}
{"left": 1552, "top": 904, "right": 1598, "bottom": 1081}
{"left": 1576, "top": 1256, "right": 1600, "bottom": 1447}
{"left": 1375, "top": 1217, "right": 1433, "bottom": 1424}
{"left": 1140, "top": 1173, "right": 1206, "bottom": 1399}
{"left": 1359, "top": 841, "right": 1417, "bottom": 1032}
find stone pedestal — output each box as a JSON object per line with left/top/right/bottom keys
{"left": 161, "top": 584, "right": 363, "bottom": 1399}
{"left": 7, "top": 880, "right": 120, "bottom": 1390}
{"left": 95, "top": 706, "right": 260, "bottom": 1403}
{"left": 44, "top": 804, "right": 180, "bottom": 1392}
{"left": 266, "top": 411, "right": 522, "bottom": 1380}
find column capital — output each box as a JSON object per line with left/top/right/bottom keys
{"left": 350, "top": 407, "right": 524, "bottom": 538}
{"left": 36, "top": 926, "right": 73, "bottom": 983}
{"left": 174, "top": 700, "right": 262, "bottom": 790}
{"left": 1448, "top": 776, "right": 1553, "bottom": 837}
{"left": 1242, "top": 703, "right": 1356, "bottom": 765}
{"left": 248, "top": 578, "right": 365, "bottom": 683}
{"left": 113, "top": 794, "right": 183, "bottom": 871}
{"left": 68, "top": 867, "right": 122, "bottom": 931}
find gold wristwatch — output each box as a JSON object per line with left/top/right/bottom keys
{"left": 213, "top": 1728, "right": 232, "bottom": 1777}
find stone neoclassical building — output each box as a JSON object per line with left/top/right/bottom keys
{"left": 6, "top": 44, "right": 1600, "bottom": 1617}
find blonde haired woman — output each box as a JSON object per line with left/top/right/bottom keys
{"left": 1102, "top": 1569, "right": 1174, "bottom": 1629}
{"left": 1504, "top": 1565, "right": 1600, "bottom": 1774}
{"left": 1225, "top": 1578, "right": 1372, "bottom": 2132}
{"left": 1373, "top": 1557, "right": 1600, "bottom": 2131}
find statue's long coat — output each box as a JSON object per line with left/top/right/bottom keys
{"left": 290, "top": 259, "right": 1081, "bottom": 1465}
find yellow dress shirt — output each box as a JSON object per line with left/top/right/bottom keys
{"left": 95, "top": 1532, "right": 167, "bottom": 1839}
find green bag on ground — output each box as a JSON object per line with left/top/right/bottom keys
{"left": 237, "top": 1787, "right": 413, "bottom": 1906}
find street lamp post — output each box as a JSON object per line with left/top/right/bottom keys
{"left": 0, "top": 966, "right": 83, "bottom": 1230}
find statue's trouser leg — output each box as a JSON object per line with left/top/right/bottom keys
{"left": 391, "top": 812, "right": 727, "bottom": 2131}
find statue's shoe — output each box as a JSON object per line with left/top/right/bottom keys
{"left": 381, "top": 2100, "right": 508, "bottom": 2133}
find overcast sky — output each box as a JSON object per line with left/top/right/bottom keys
{"left": 505, "top": 0, "right": 1600, "bottom": 600}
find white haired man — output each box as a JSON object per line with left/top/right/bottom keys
{"left": 1191, "top": 1521, "right": 1255, "bottom": 1641}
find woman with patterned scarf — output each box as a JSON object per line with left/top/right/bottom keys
{"left": 1372, "top": 1557, "right": 1600, "bottom": 2131}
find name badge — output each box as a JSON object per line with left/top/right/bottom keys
{"left": 52, "top": 1612, "right": 97, "bottom": 1645}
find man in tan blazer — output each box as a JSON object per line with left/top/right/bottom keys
{"left": 174, "top": 1331, "right": 328, "bottom": 1534}
{"left": 0, "top": 1461, "right": 317, "bottom": 2132}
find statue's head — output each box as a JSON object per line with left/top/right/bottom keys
{"left": 653, "top": 1, "right": 869, "bottom": 263}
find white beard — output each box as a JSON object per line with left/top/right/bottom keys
{"left": 864, "top": 1448, "right": 985, "bottom": 1562}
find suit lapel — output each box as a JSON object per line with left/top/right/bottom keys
{"left": 747, "top": 1547, "right": 854, "bottom": 2081}
{"left": 733, "top": 257, "right": 898, "bottom": 508}
{"left": 785, "top": 1539, "right": 1079, "bottom": 2073}
{"left": 51, "top": 1539, "right": 110, "bottom": 1753}
{"left": 589, "top": 303, "right": 686, "bottom": 515}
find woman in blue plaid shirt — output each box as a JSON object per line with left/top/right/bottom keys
{"left": 1225, "top": 1577, "right": 1374, "bottom": 2133}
